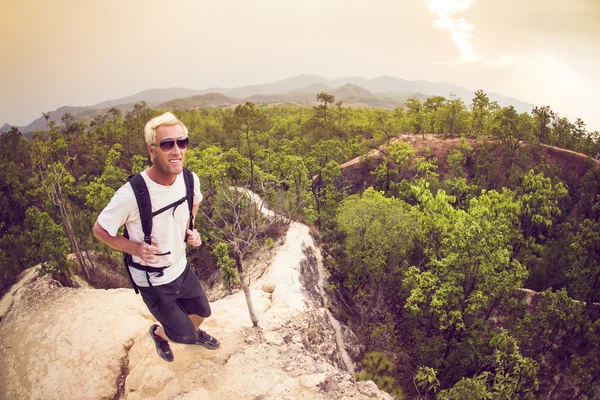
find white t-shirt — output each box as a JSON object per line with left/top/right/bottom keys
{"left": 97, "top": 170, "right": 201, "bottom": 287}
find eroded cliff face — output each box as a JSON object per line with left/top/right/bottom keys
{"left": 0, "top": 222, "right": 392, "bottom": 400}
{"left": 339, "top": 135, "right": 600, "bottom": 195}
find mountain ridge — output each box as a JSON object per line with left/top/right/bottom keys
{"left": 0, "top": 123, "right": 14, "bottom": 133}
{"left": 12, "top": 74, "right": 536, "bottom": 133}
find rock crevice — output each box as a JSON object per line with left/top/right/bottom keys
{"left": 113, "top": 338, "right": 134, "bottom": 400}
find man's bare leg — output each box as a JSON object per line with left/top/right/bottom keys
{"left": 154, "top": 325, "right": 169, "bottom": 341}
{"left": 189, "top": 314, "right": 205, "bottom": 329}
{"left": 149, "top": 324, "right": 174, "bottom": 362}
{"left": 189, "top": 314, "right": 219, "bottom": 349}
{"left": 153, "top": 315, "right": 203, "bottom": 342}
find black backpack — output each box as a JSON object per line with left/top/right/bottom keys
{"left": 123, "top": 168, "right": 195, "bottom": 293}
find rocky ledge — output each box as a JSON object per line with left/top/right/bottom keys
{"left": 0, "top": 222, "right": 392, "bottom": 400}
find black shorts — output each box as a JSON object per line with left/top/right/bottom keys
{"left": 138, "top": 263, "right": 211, "bottom": 344}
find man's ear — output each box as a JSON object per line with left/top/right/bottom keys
{"left": 148, "top": 144, "right": 155, "bottom": 160}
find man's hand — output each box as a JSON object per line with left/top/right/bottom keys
{"left": 137, "top": 237, "right": 163, "bottom": 264}
{"left": 186, "top": 229, "right": 202, "bottom": 247}
{"left": 93, "top": 221, "right": 165, "bottom": 264}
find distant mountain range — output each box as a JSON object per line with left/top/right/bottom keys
{"left": 3, "top": 74, "right": 536, "bottom": 134}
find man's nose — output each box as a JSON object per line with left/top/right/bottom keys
{"left": 172, "top": 143, "right": 183, "bottom": 153}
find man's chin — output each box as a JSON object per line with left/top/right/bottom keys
{"left": 168, "top": 163, "right": 184, "bottom": 174}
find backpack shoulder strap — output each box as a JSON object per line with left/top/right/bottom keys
{"left": 128, "top": 173, "right": 153, "bottom": 245}
{"left": 182, "top": 168, "right": 195, "bottom": 232}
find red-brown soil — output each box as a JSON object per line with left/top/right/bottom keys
{"left": 339, "top": 135, "right": 600, "bottom": 194}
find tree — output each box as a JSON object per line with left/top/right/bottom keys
{"left": 310, "top": 159, "right": 342, "bottom": 229}
{"left": 89, "top": 113, "right": 108, "bottom": 141}
{"left": 552, "top": 116, "right": 575, "bottom": 149}
{"left": 336, "top": 188, "right": 417, "bottom": 290}
{"left": 437, "top": 330, "right": 539, "bottom": 399}
{"left": 441, "top": 93, "right": 467, "bottom": 138}
{"left": 277, "top": 154, "right": 313, "bottom": 218}
{"left": 24, "top": 206, "right": 71, "bottom": 280}
{"left": 200, "top": 183, "right": 283, "bottom": 327}
{"left": 492, "top": 106, "right": 534, "bottom": 171}
{"left": 372, "top": 109, "right": 400, "bottom": 147}
{"left": 335, "top": 100, "right": 344, "bottom": 126}
{"left": 84, "top": 144, "right": 128, "bottom": 212}
{"left": 61, "top": 112, "right": 74, "bottom": 131}
{"left": 567, "top": 219, "right": 600, "bottom": 307}
{"left": 509, "top": 168, "right": 566, "bottom": 262}
{"left": 423, "top": 95, "right": 447, "bottom": 134}
{"left": 107, "top": 107, "right": 122, "bottom": 143}
{"left": 0, "top": 127, "right": 28, "bottom": 162}
{"left": 517, "top": 288, "right": 587, "bottom": 360}
{"left": 405, "top": 97, "right": 424, "bottom": 137}
{"left": 0, "top": 128, "right": 32, "bottom": 228}
{"left": 124, "top": 102, "right": 152, "bottom": 157}
{"left": 0, "top": 162, "right": 31, "bottom": 229}
{"left": 38, "top": 159, "right": 93, "bottom": 281}
{"left": 132, "top": 101, "right": 149, "bottom": 138}
{"left": 531, "top": 105, "right": 555, "bottom": 145}
{"left": 316, "top": 92, "right": 336, "bottom": 124}
{"left": 572, "top": 118, "right": 592, "bottom": 154}
{"left": 570, "top": 319, "right": 600, "bottom": 400}
{"left": 0, "top": 232, "right": 29, "bottom": 293}
{"left": 185, "top": 145, "right": 230, "bottom": 196}
{"left": 446, "top": 137, "right": 473, "bottom": 179}
{"left": 224, "top": 102, "right": 272, "bottom": 192}
{"left": 212, "top": 242, "right": 239, "bottom": 291}
{"left": 405, "top": 185, "right": 526, "bottom": 381}
{"left": 306, "top": 139, "right": 346, "bottom": 228}
{"left": 470, "top": 90, "right": 490, "bottom": 137}
{"left": 371, "top": 140, "right": 416, "bottom": 192}
{"left": 355, "top": 352, "right": 404, "bottom": 398}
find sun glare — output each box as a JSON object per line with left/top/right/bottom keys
{"left": 427, "top": 0, "right": 478, "bottom": 64}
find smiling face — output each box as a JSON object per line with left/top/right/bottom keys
{"left": 148, "top": 124, "right": 187, "bottom": 184}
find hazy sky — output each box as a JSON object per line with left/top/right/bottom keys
{"left": 2, "top": 0, "right": 599, "bottom": 131}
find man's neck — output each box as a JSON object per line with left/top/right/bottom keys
{"left": 146, "top": 166, "right": 178, "bottom": 186}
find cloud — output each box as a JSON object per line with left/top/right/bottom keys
{"left": 426, "top": 0, "right": 529, "bottom": 70}
{"left": 427, "top": 0, "right": 479, "bottom": 63}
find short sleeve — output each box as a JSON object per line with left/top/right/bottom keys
{"left": 192, "top": 172, "right": 202, "bottom": 206}
{"left": 97, "top": 184, "right": 135, "bottom": 237}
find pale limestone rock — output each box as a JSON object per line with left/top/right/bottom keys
{"left": 299, "top": 372, "right": 327, "bottom": 389}
{"left": 0, "top": 276, "right": 150, "bottom": 400}
{"left": 264, "top": 330, "right": 284, "bottom": 346}
{"left": 357, "top": 380, "right": 382, "bottom": 397}
{"left": 261, "top": 283, "right": 276, "bottom": 293}
{"left": 0, "top": 221, "right": 394, "bottom": 400}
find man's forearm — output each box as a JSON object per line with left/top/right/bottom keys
{"left": 93, "top": 220, "right": 137, "bottom": 254}
{"left": 93, "top": 220, "right": 162, "bottom": 264}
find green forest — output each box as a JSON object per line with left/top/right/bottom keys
{"left": 2, "top": 91, "right": 600, "bottom": 399}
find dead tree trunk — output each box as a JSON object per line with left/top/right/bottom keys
{"left": 234, "top": 248, "right": 259, "bottom": 327}
{"left": 41, "top": 161, "right": 92, "bottom": 282}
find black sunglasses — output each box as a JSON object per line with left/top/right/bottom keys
{"left": 155, "top": 137, "right": 189, "bottom": 151}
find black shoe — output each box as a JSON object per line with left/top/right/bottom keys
{"left": 197, "top": 329, "right": 220, "bottom": 349}
{"left": 149, "top": 324, "right": 174, "bottom": 362}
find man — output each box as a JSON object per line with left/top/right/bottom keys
{"left": 93, "top": 112, "right": 219, "bottom": 362}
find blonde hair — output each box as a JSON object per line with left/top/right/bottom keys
{"left": 144, "top": 112, "right": 189, "bottom": 145}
